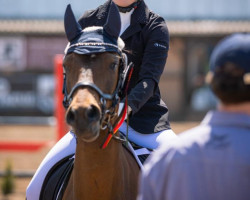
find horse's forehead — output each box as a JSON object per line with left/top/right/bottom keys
{"left": 64, "top": 52, "right": 119, "bottom": 70}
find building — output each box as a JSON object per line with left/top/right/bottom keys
{"left": 0, "top": 0, "right": 250, "bottom": 121}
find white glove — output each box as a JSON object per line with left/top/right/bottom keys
{"left": 118, "top": 103, "right": 132, "bottom": 120}
{"left": 118, "top": 103, "right": 124, "bottom": 116}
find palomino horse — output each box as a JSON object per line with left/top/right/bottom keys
{"left": 41, "top": 3, "right": 140, "bottom": 200}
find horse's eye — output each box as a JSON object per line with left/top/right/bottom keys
{"left": 110, "top": 63, "right": 118, "bottom": 70}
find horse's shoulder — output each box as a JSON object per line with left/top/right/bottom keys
{"left": 40, "top": 154, "right": 74, "bottom": 200}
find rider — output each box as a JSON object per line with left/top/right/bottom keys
{"left": 26, "top": 0, "right": 176, "bottom": 199}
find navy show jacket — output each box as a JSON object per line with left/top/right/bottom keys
{"left": 78, "top": 0, "right": 171, "bottom": 134}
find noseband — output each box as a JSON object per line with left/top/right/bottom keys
{"left": 62, "top": 62, "right": 123, "bottom": 130}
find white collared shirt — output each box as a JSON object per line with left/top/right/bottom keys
{"left": 119, "top": 9, "right": 134, "bottom": 36}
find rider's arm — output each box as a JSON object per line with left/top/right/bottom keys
{"left": 127, "top": 16, "right": 169, "bottom": 114}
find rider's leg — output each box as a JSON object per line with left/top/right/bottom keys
{"left": 26, "top": 131, "right": 76, "bottom": 200}
{"left": 119, "top": 122, "right": 177, "bottom": 149}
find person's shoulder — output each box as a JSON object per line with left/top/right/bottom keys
{"left": 145, "top": 124, "right": 211, "bottom": 168}
{"left": 78, "top": 9, "right": 98, "bottom": 23}
{"left": 147, "top": 10, "right": 165, "bottom": 23}
{"left": 142, "top": 127, "right": 209, "bottom": 182}
{"left": 165, "top": 124, "right": 210, "bottom": 149}
{"left": 143, "top": 9, "right": 168, "bottom": 36}
{"left": 141, "top": 10, "right": 169, "bottom": 42}
{"left": 81, "top": 9, "right": 97, "bottom": 18}
{"left": 178, "top": 124, "right": 211, "bottom": 144}
{"left": 78, "top": 2, "right": 108, "bottom": 26}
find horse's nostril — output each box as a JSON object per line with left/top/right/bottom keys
{"left": 66, "top": 105, "right": 100, "bottom": 125}
{"left": 86, "top": 105, "right": 100, "bottom": 122}
{"left": 66, "top": 108, "right": 76, "bottom": 125}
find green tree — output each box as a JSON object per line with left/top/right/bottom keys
{"left": 1, "top": 161, "right": 15, "bottom": 196}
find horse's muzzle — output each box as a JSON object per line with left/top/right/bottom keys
{"left": 66, "top": 104, "right": 101, "bottom": 127}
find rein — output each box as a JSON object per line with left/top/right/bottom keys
{"left": 101, "top": 64, "right": 134, "bottom": 149}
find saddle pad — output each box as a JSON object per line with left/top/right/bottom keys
{"left": 40, "top": 154, "right": 74, "bottom": 200}
{"left": 123, "top": 141, "right": 151, "bottom": 169}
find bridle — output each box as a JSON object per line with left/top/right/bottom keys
{"left": 62, "top": 59, "right": 124, "bottom": 130}
{"left": 62, "top": 42, "right": 132, "bottom": 144}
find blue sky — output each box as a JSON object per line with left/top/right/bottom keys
{"left": 0, "top": 0, "right": 250, "bottom": 20}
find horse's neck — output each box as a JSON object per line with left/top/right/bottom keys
{"left": 71, "top": 132, "right": 137, "bottom": 200}
{"left": 75, "top": 134, "right": 122, "bottom": 173}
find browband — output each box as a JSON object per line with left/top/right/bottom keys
{"left": 68, "top": 42, "right": 123, "bottom": 56}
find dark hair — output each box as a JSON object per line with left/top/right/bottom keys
{"left": 210, "top": 62, "right": 250, "bottom": 104}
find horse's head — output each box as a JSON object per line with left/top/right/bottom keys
{"left": 63, "top": 3, "right": 126, "bottom": 143}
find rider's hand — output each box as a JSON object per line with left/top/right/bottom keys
{"left": 118, "top": 103, "right": 132, "bottom": 119}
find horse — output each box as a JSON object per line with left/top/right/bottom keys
{"left": 40, "top": 3, "right": 140, "bottom": 200}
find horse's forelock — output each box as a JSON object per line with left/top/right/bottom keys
{"left": 83, "top": 26, "right": 101, "bottom": 32}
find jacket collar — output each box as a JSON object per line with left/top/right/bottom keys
{"left": 96, "top": 0, "right": 149, "bottom": 23}
{"left": 96, "top": 0, "right": 111, "bottom": 20}
{"left": 122, "top": 0, "right": 149, "bottom": 39}
{"left": 130, "top": 0, "right": 149, "bottom": 25}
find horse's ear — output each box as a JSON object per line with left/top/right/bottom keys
{"left": 64, "top": 4, "right": 82, "bottom": 42}
{"left": 104, "top": 2, "right": 121, "bottom": 39}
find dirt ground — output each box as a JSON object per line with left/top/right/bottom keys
{"left": 0, "top": 122, "right": 198, "bottom": 200}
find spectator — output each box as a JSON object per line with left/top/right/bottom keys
{"left": 137, "top": 33, "right": 250, "bottom": 200}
